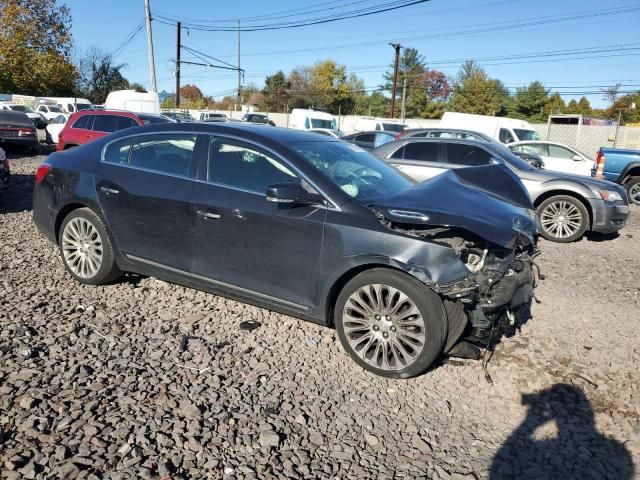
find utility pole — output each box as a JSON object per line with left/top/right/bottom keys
{"left": 144, "top": 0, "right": 157, "bottom": 92}
{"left": 175, "top": 22, "right": 181, "bottom": 108}
{"left": 400, "top": 77, "right": 407, "bottom": 121}
{"left": 237, "top": 20, "right": 241, "bottom": 111}
{"left": 389, "top": 43, "right": 401, "bottom": 118}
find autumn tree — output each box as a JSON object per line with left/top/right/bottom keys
{"left": 76, "top": 47, "right": 129, "bottom": 104}
{"left": 0, "top": 0, "right": 78, "bottom": 95}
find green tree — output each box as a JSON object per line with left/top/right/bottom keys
{"left": 566, "top": 99, "right": 579, "bottom": 114}
{"left": 510, "top": 81, "right": 549, "bottom": 121}
{"left": 449, "top": 63, "right": 506, "bottom": 115}
{"left": 366, "top": 91, "right": 388, "bottom": 117}
{"left": 77, "top": 47, "right": 130, "bottom": 104}
{"left": 543, "top": 92, "right": 566, "bottom": 117}
{"left": 0, "top": 0, "right": 77, "bottom": 95}
{"left": 261, "top": 71, "right": 289, "bottom": 112}
{"left": 576, "top": 96, "right": 592, "bottom": 116}
{"left": 307, "top": 60, "right": 351, "bottom": 113}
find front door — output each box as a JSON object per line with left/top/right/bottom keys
{"left": 96, "top": 133, "right": 200, "bottom": 271}
{"left": 191, "top": 135, "right": 325, "bottom": 310}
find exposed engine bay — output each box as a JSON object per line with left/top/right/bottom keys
{"left": 373, "top": 208, "right": 541, "bottom": 359}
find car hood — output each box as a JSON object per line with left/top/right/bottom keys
{"left": 519, "top": 166, "right": 621, "bottom": 191}
{"left": 371, "top": 164, "right": 538, "bottom": 249}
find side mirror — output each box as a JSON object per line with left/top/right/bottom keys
{"left": 266, "top": 183, "right": 325, "bottom": 206}
{"left": 571, "top": 154, "right": 582, "bottom": 161}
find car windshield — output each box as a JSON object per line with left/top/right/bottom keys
{"left": 514, "top": 129, "right": 540, "bottom": 141}
{"left": 381, "top": 123, "right": 407, "bottom": 132}
{"left": 48, "top": 106, "right": 63, "bottom": 113}
{"left": 138, "top": 114, "right": 172, "bottom": 124}
{"left": 290, "top": 141, "right": 414, "bottom": 203}
{"left": 310, "top": 118, "right": 335, "bottom": 129}
{"left": 11, "top": 105, "right": 34, "bottom": 113}
{"left": 487, "top": 142, "right": 536, "bottom": 171}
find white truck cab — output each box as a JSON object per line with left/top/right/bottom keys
{"left": 355, "top": 117, "right": 408, "bottom": 133}
{"left": 39, "top": 97, "right": 92, "bottom": 114}
{"left": 440, "top": 112, "right": 539, "bottom": 144}
{"left": 289, "top": 108, "right": 336, "bottom": 130}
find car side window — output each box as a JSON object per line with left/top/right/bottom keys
{"left": 499, "top": 128, "right": 515, "bottom": 143}
{"left": 446, "top": 144, "right": 493, "bottom": 166}
{"left": 54, "top": 115, "right": 66, "bottom": 124}
{"left": 38, "top": 106, "right": 47, "bottom": 112}
{"left": 72, "top": 115, "right": 91, "bottom": 130}
{"left": 116, "top": 116, "right": 139, "bottom": 130}
{"left": 92, "top": 115, "right": 118, "bottom": 133}
{"left": 548, "top": 145, "right": 575, "bottom": 160}
{"left": 514, "top": 144, "right": 545, "bottom": 156}
{"left": 103, "top": 137, "right": 132, "bottom": 165}
{"left": 129, "top": 134, "right": 197, "bottom": 177}
{"left": 390, "top": 146, "right": 405, "bottom": 159}
{"left": 208, "top": 136, "right": 298, "bottom": 193}
{"left": 403, "top": 142, "right": 439, "bottom": 162}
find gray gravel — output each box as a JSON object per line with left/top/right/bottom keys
{"left": 1, "top": 154, "right": 638, "bottom": 479}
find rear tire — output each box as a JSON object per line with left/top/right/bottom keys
{"left": 624, "top": 176, "right": 640, "bottom": 206}
{"left": 536, "top": 195, "right": 589, "bottom": 243}
{"left": 334, "top": 268, "right": 447, "bottom": 378}
{"left": 58, "top": 208, "right": 121, "bottom": 285}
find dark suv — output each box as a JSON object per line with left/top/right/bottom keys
{"left": 57, "top": 110, "right": 172, "bottom": 151}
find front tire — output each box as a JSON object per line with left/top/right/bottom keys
{"left": 334, "top": 268, "right": 447, "bottom": 378}
{"left": 58, "top": 208, "right": 121, "bottom": 285}
{"left": 536, "top": 195, "right": 589, "bottom": 243}
{"left": 624, "top": 176, "right": 640, "bottom": 206}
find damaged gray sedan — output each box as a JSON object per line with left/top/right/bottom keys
{"left": 33, "top": 124, "right": 539, "bottom": 378}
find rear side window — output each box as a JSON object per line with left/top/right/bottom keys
{"left": 356, "top": 133, "right": 375, "bottom": 143}
{"left": 403, "top": 142, "right": 439, "bottom": 162}
{"left": 390, "top": 146, "right": 405, "bottom": 159}
{"left": 92, "top": 115, "right": 118, "bottom": 133}
{"left": 548, "top": 145, "right": 575, "bottom": 159}
{"left": 104, "top": 137, "right": 132, "bottom": 165}
{"left": 446, "top": 144, "right": 493, "bottom": 166}
{"left": 72, "top": 115, "right": 92, "bottom": 129}
{"left": 513, "top": 143, "right": 545, "bottom": 155}
{"left": 116, "top": 116, "right": 139, "bottom": 130}
{"left": 129, "top": 134, "right": 197, "bottom": 176}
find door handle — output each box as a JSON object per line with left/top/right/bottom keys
{"left": 100, "top": 186, "right": 119, "bottom": 195}
{"left": 197, "top": 210, "right": 221, "bottom": 220}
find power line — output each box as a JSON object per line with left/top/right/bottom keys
{"left": 113, "top": 20, "right": 145, "bottom": 57}
{"left": 153, "top": 0, "right": 430, "bottom": 32}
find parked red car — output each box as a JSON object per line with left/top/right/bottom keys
{"left": 57, "top": 110, "right": 172, "bottom": 151}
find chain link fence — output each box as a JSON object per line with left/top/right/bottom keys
{"left": 532, "top": 123, "right": 640, "bottom": 157}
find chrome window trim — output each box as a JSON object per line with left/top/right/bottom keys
{"left": 126, "top": 254, "right": 309, "bottom": 311}
{"left": 100, "top": 130, "right": 342, "bottom": 211}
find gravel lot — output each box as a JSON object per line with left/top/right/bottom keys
{"left": 1, "top": 153, "right": 638, "bottom": 479}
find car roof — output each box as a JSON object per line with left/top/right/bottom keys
{"left": 0, "top": 110, "right": 33, "bottom": 125}
{"left": 344, "top": 130, "right": 397, "bottom": 138}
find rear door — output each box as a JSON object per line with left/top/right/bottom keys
{"left": 443, "top": 142, "right": 495, "bottom": 172}
{"left": 387, "top": 142, "right": 445, "bottom": 182}
{"left": 190, "top": 135, "right": 325, "bottom": 310}
{"left": 96, "top": 132, "right": 201, "bottom": 272}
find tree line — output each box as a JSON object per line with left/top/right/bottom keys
{"left": 2, "top": 0, "right": 638, "bottom": 123}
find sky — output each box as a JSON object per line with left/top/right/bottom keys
{"left": 64, "top": 0, "right": 640, "bottom": 109}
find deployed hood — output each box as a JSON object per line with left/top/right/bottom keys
{"left": 372, "top": 164, "right": 538, "bottom": 249}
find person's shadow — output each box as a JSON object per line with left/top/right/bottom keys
{"left": 490, "top": 383, "right": 635, "bottom": 480}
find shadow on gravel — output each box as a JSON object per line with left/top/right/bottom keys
{"left": 0, "top": 173, "right": 34, "bottom": 214}
{"left": 584, "top": 231, "right": 620, "bottom": 242}
{"left": 490, "top": 383, "right": 635, "bottom": 480}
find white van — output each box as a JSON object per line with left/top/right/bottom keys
{"left": 355, "top": 117, "right": 408, "bottom": 133}
{"left": 289, "top": 108, "right": 336, "bottom": 130}
{"left": 104, "top": 90, "right": 160, "bottom": 114}
{"left": 39, "top": 97, "right": 92, "bottom": 114}
{"left": 439, "top": 112, "right": 539, "bottom": 144}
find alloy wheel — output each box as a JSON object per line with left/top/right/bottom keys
{"left": 539, "top": 200, "right": 583, "bottom": 239}
{"left": 629, "top": 181, "right": 640, "bottom": 206}
{"left": 342, "top": 283, "right": 426, "bottom": 371}
{"left": 61, "top": 217, "right": 104, "bottom": 279}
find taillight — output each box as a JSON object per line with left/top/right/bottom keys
{"left": 594, "top": 149, "right": 605, "bottom": 179}
{"left": 395, "top": 131, "right": 408, "bottom": 140}
{"left": 18, "top": 128, "right": 36, "bottom": 137}
{"left": 35, "top": 164, "right": 51, "bottom": 185}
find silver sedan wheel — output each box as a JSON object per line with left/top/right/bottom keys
{"left": 629, "top": 181, "right": 640, "bottom": 205}
{"left": 61, "top": 217, "right": 103, "bottom": 279}
{"left": 539, "top": 200, "right": 583, "bottom": 239}
{"left": 342, "top": 284, "right": 426, "bottom": 371}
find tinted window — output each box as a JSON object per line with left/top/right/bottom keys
{"left": 403, "top": 142, "right": 439, "bottom": 162}
{"left": 208, "top": 137, "right": 298, "bottom": 193}
{"left": 381, "top": 123, "right": 407, "bottom": 132}
{"left": 92, "top": 115, "right": 118, "bottom": 133}
{"left": 129, "top": 134, "right": 196, "bottom": 176}
{"left": 390, "top": 146, "right": 405, "bottom": 159}
{"left": 499, "top": 128, "right": 515, "bottom": 143}
{"left": 72, "top": 115, "right": 92, "bottom": 130}
{"left": 37, "top": 106, "right": 47, "bottom": 112}
{"left": 356, "top": 133, "right": 375, "bottom": 143}
{"left": 446, "top": 144, "right": 493, "bottom": 166}
{"left": 116, "top": 116, "right": 139, "bottom": 130}
{"left": 548, "top": 145, "right": 575, "bottom": 159}
{"left": 104, "top": 137, "right": 132, "bottom": 165}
